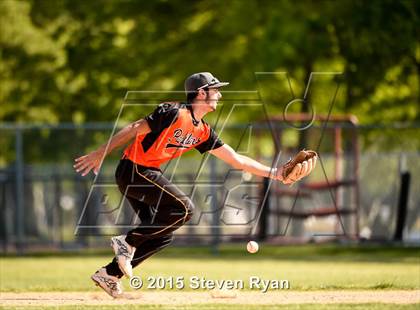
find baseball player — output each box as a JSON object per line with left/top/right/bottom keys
{"left": 74, "top": 72, "right": 317, "bottom": 298}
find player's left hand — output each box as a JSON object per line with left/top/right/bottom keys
{"left": 276, "top": 155, "right": 317, "bottom": 185}
{"left": 73, "top": 148, "right": 104, "bottom": 176}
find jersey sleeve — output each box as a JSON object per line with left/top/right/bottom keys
{"left": 145, "top": 103, "right": 179, "bottom": 133}
{"left": 195, "top": 128, "right": 224, "bottom": 154}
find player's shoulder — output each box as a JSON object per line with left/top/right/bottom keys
{"left": 152, "top": 102, "right": 183, "bottom": 120}
{"left": 156, "top": 101, "right": 187, "bottom": 112}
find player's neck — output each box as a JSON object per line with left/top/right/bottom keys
{"left": 190, "top": 101, "right": 211, "bottom": 122}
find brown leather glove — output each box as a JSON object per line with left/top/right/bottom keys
{"left": 281, "top": 150, "right": 317, "bottom": 185}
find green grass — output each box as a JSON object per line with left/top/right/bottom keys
{"left": 3, "top": 304, "right": 420, "bottom": 310}
{"left": 1, "top": 245, "right": 419, "bottom": 292}
{"left": 5, "top": 243, "right": 419, "bottom": 262}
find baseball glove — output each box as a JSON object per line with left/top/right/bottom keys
{"left": 282, "top": 150, "right": 318, "bottom": 182}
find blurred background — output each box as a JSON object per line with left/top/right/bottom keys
{"left": 0, "top": 0, "right": 419, "bottom": 253}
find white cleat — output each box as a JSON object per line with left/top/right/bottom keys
{"left": 91, "top": 267, "right": 123, "bottom": 298}
{"left": 111, "top": 235, "right": 136, "bottom": 278}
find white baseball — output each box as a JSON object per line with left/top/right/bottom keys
{"left": 246, "top": 241, "right": 259, "bottom": 254}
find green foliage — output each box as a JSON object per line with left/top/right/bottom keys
{"left": 1, "top": 0, "right": 418, "bottom": 121}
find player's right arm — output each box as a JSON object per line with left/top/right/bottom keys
{"left": 74, "top": 119, "right": 151, "bottom": 176}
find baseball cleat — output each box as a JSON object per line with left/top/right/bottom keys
{"left": 111, "top": 235, "right": 136, "bottom": 278}
{"left": 91, "top": 267, "right": 123, "bottom": 298}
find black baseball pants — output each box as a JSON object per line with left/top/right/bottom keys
{"left": 105, "top": 159, "right": 194, "bottom": 278}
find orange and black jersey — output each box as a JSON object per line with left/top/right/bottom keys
{"left": 123, "top": 102, "right": 224, "bottom": 168}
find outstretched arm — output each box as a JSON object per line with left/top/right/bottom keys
{"left": 209, "top": 144, "right": 280, "bottom": 180}
{"left": 209, "top": 144, "right": 315, "bottom": 184}
{"left": 74, "top": 119, "right": 151, "bottom": 176}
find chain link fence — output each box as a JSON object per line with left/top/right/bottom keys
{"left": 0, "top": 123, "right": 419, "bottom": 253}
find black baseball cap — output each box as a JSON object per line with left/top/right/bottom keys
{"left": 184, "top": 72, "right": 229, "bottom": 94}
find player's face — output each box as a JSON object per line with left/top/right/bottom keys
{"left": 206, "top": 88, "right": 222, "bottom": 111}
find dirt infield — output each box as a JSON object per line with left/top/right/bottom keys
{"left": 1, "top": 290, "right": 419, "bottom": 306}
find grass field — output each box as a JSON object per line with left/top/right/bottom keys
{"left": 1, "top": 244, "right": 419, "bottom": 309}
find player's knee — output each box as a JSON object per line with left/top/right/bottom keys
{"left": 170, "top": 197, "right": 194, "bottom": 223}
{"left": 181, "top": 198, "right": 194, "bottom": 222}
